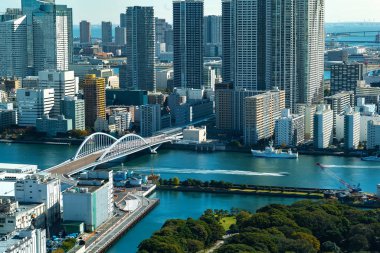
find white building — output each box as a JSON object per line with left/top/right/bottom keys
{"left": 314, "top": 104, "right": 334, "bottom": 149}
{"left": 36, "top": 115, "right": 73, "bottom": 136}
{"left": 156, "top": 68, "right": 173, "bottom": 90}
{"left": 296, "top": 104, "right": 317, "bottom": 140}
{"left": 0, "top": 229, "right": 46, "bottom": 253}
{"left": 0, "top": 15, "right": 27, "bottom": 78}
{"left": 140, "top": 104, "right": 161, "bottom": 137}
{"left": 183, "top": 126, "right": 207, "bottom": 143}
{"left": 0, "top": 199, "right": 45, "bottom": 235}
{"left": 0, "top": 163, "right": 37, "bottom": 174}
{"left": 367, "top": 120, "right": 380, "bottom": 150}
{"left": 15, "top": 174, "right": 61, "bottom": 227}
{"left": 61, "top": 96, "right": 85, "bottom": 130}
{"left": 63, "top": 171, "right": 113, "bottom": 232}
{"left": 360, "top": 115, "right": 380, "bottom": 143}
{"left": 344, "top": 108, "right": 360, "bottom": 150}
{"left": 16, "top": 88, "right": 54, "bottom": 126}
{"left": 275, "top": 109, "right": 305, "bottom": 147}
{"left": 38, "top": 70, "right": 76, "bottom": 117}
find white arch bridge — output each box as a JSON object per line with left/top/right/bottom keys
{"left": 46, "top": 132, "right": 181, "bottom": 178}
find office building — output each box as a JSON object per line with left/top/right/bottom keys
{"left": 344, "top": 107, "right": 360, "bottom": 150}
{"left": 275, "top": 109, "right": 305, "bottom": 147}
{"left": 0, "top": 16, "right": 28, "bottom": 78}
{"left": 0, "top": 110, "right": 16, "bottom": 131}
{"left": 0, "top": 8, "right": 23, "bottom": 22}
{"left": 80, "top": 20, "right": 91, "bottom": 44}
{"left": 22, "top": 76, "right": 39, "bottom": 89}
{"left": 173, "top": 0, "right": 204, "bottom": 89}
{"left": 62, "top": 171, "right": 113, "bottom": 232}
{"left": 15, "top": 174, "right": 61, "bottom": 226}
{"left": 61, "top": 96, "right": 85, "bottom": 130}
{"left": 331, "top": 63, "right": 364, "bottom": 95}
{"left": 244, "top": 89, "right": 285, "bottom": 145}
{"left": 120, "top": 13, "right": 126, "bottom": 28}
{"left": 101, "top": 21, "right": 112, "bottom": 44}
{"left": 33, "top": 4, "right": 73, "bottom": 73}
{"left": 155, "top": 18, "right": 173, "bottom": 53}
{"left": 355, "top": 81, "right": 380, "bottom": 105}
{"left": 125, "top": 6, "right": 155, "bottom": 91}
{"left": 325, "top": 91, "right": 355, "bottom": 130}
{"left": 115, "top": 26, "right": 126, "bottom": 46}
{"left": 367, "top": 120, "right": 380, "bottom": 150}
{"left": 38, "top": 70, "right": 76, "bottom": 117}
{"left": 36, "top": 115, "right": 72, "bottom": 136}
{"left": 83, "top": 74, "right": 106, "bottom": 128}
{"left": 106, "top": 89, "right": 148, "bottom": 106}
{"left": 16, "top": 88, "right": 54, "bottom": 126}
{"left": 140, "top": 104, "right": 161, "bottom": 137}
{"left": 314, "top": 104, "right": 334, "bottom": 149}
{"left": 22, "top": 0, "right": 55, "bottom": 68}
{"left": 0, "top": 228, "right": 46, "bottom": 253}
{"left": 204, "top": 15, "right": 222, "bottom": 57}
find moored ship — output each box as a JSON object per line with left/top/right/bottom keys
{"left": 251, "top": 142, "right": 298, "bottom": 159}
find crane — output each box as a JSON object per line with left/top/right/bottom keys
{"left": 316, "top": 163, "right": 362, "bottom": 193}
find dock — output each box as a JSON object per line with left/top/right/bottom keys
{"left": 83, "top": 197, "right": 159, "bottom": 253}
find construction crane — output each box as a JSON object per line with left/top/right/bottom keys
{"left": 316, "top": 163, "right": 362, "bottom": 193}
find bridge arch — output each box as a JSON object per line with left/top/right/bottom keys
{"left": 73, "top": 133, "right": 118, "bottom": 160}
{"left": 98, "top": 134, "right": 150, "bottom": 161}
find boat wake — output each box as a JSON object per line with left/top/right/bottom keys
{"left": 130, "top": 167, "right": 287, "bottom": 177}
{"left": 321, "top": 164, "right": 380, "bottom": 169}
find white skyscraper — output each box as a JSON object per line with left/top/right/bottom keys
{"left": 0, "top": 16, "right": 28, "bottom": 78}
{"left": 16, "top": 88, "right": 54, "bottom": 126}
{"left": 314, "top": 104, "right": 333, "bottom": 149}
{"left": 38, "top": 70, "right": 76, "bottom": 117}
{"left": 32, "top": 4, "right": 71, "bottom": 73}
{"left": 344, "top": 107, "right": 360, "bottom": 150}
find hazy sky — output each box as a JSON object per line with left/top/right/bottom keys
{"left": 1, "top": 0, "right": 379, "bottom": 24}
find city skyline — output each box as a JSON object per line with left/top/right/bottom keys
{"left": 1, "top": 0, "right": 380, "bottom": 24}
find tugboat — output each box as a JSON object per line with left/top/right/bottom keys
{"left": 251, "top": 141, "right": 298, "bottom": 159}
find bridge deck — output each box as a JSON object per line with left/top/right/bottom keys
{"left": 48, "top": 153, "right": 101, "bottom": 176}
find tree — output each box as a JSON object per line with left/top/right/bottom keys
{"left": 173, "top": 177, "right": 180, "bottom": 186}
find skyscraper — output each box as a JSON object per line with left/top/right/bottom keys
{"left": 21, "top": 0, "right": 55, "bottom": 67}
{"left": 125, "top": 6, "right": 155, "bottom": 91}
{"left": 173, "top": 0, "right": 204, "bottom": 89}
{"left": 296, "top": 0, "right": 325, "bottom": 105}
{"left": 80, "top": 20, "right": 91, "bottom": 44}
{"left": 203, "top": 15, "right": 222, "bottom": 57}
{"left": 32, "top": 4, "right": 72, "bottom": 74}
{"left": 0, "top": 16, "right": 28, "bottom": 78}
{"left": 120, "top": 13, "right": 126, "bottom": 28}
{"left": 101, "top": 21, "right": 112, "bottom": 44}
{"left": 115, "top": 26, "right": 127, "bottom": 46}
{"left": 83, "top": 74, "right": 106, "bottom": 128}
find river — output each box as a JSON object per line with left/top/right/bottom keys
{"left": 0, "top": 143, "right": 379, "bottom": 252}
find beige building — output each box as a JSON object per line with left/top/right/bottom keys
{"left": 83, "top": 74, "right": 106, "bottom": 128}
{"left": 244, "top": 89, "right": 285, "bottom": 146}
{"left": 183, "top": 126, "right": 207, "bottom": 143}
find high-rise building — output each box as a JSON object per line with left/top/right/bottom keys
{"left": 203, "top": 15, "right": 222, "bottom": 57}
{"left": 125, "top": 6, "right": 155, "bottom": 91}
{"left": 173, "top": 0, "right": 204, "bottom": 89}
{"left": 101, "top": 21, "right": 112, "bottom": 44}
{"left": 275, "top": 109, "right": 305, "bottom": 147}
{"left": 38, "top": 70, "right": 76, "bottom": 117}
{"left": 120, "top": 13, "right": 126, "bottom": 28}
{"left": 296, "top": 0, "right": 325, "bottom": 105}
{"left": 140, "top": 104, "right": 161, "bottom": 137}
{"left": 155, "top": 18, "right": 173, "bottom": 53}
{"left": 83, "top": 74, "right": 106, "bottom": 128}
{"left": 344, "top": 107, "right": 360, "bottom": 150}
{"left": 0, "top": 16, "right": 28, "bottom": 78}
{"left": 296, "top": 103, "right": 317, "bottom": 140}
{"left": 244, "top": 89, "right": 285, "bottom": 145}
{"left": 32, "top": 4, "right": 72, "bottom": 74}
{"left": 80, "top": 20, "right": 91, "bottom": 44}
{"left": 330, "top": 63, "right": 364, "bottom": 95}
{"left": 325, "top": 91, "right": 355, "bottom": 130}
{"left": 115, "top": 26, "right": 127, "bottom": 46}
{"left": 367, "top": 120, "right": 380, "bottom": 150}
{"left": 222, "top": 0, "right": 325, "bottom": 110}
{"left": 16, "top": 88, "right": 54, "bottom": 126}
{"left": 21, "top": 0, "right": 55, "bottom": 67}
{"left": 61, "top": 96, "right": 85, "bottom": 130}
{"left": 0, "top": 8, "right": 23, "bottom": 22}
{"left": 314, "top": 104, "right": 333, "bottom": 149}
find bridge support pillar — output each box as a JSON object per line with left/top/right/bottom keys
{"left": 150, "top": 144, "right": 162, "bottom": 154}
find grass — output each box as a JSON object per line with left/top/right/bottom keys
{"left": 220, "top": 216, "right": 237, "bottom": 231}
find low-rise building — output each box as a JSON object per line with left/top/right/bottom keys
{"left": 183, "top": 126, "right": 207, "bottom": 143}
{"left": 62, "top": 171, "right": 113, "bottom": 232}
{"left": 36, "top": 115, "right": 73, "bottom": 136}
{"left": 0, "top": 229, "right": 46, "bottom": 253}
{"left": 0, "top": 164, "right": 37, "bottom": 174}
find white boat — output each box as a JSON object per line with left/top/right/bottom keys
{"left": 251, "top": 142, "right": 298, "bottom": 159}
{"left": 361, "top": 155, "right": 380, "bottom": 162}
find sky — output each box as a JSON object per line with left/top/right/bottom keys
{"left": 1, "top": 0, "right": 380, "bottom": 24}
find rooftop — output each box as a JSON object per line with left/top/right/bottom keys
{"left": 0, "top": 230, "right": 35, "bottom": 252}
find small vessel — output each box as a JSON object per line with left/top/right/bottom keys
{"left": 251, "top": 142, "right": 298, "bottom": 159}
{"left": 361, "top": 154, "right": 380, "bottom": 162}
